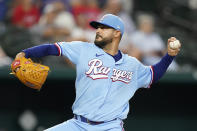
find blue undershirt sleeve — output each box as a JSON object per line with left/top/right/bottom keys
{"left": 151, "top": 53, "right": 175, "bottom": 83}
{"left": 22, "top": 44, "right": 59, "bottom": 58}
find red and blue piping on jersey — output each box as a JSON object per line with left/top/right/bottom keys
{"left": 150, "top": 53, "right": 175, "bottom": 86}
{"left": 54, "top": 43, "right": 62, "bottom": 56}
{"left": 147, "top": 66, "right": 154, "bottom": 88}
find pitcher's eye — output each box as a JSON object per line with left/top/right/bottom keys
{"left": 97, "top": 25, "right": 113, "bottom": 29}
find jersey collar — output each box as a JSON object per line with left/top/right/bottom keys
{"left": 94, "top": 44, "right": 125, "bottom": 65}
{"left": 114, "top": 51, "right": 124, "bottom": 65}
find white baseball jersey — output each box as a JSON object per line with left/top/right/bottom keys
{"left": 55, "top": 41, "right": 153, "bottom": 122}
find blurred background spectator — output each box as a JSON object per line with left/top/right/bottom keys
{"left": 128, "top": 13, "right": 179, "bottom": 71}
{"left": 41, "top": 0, "right": 71, "bottom": 12}
{"left": 71, "top": 0, "right": 101, "bottom": 28}
{"left": 69, "top": 0, "right": 101, "bottom": 42}
{"left": 11, "top": 0, "right": 40, "bottom": 29}
{"left": 101, "top": 0, "right": 136, "bottom": 35}
{"left": 32, "top": 1, "right": 75, "bottom": 42}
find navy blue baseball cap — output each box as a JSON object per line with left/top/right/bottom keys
{"left": 90, "top": 14, "right": 124, "bottom": 36}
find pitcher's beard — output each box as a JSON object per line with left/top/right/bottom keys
{"left": 94, "top": 35, "right": 112, "bottom": 49}
{"left": 94, "top": 40, "right": 107, "bottom": 49}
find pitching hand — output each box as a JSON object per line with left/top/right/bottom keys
{"left": 167, "top": 37, "right": 181, "bottom": 56}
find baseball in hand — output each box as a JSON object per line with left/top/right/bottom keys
{"left": 169, "top": 40, "right": 181, "bottom": 49}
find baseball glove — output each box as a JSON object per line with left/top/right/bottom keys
{"left": 11, "top": 57, "right": 50, "bottom": 90}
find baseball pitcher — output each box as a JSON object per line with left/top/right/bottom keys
{"left": 13, "top": 14, "right": 181, "bottom": 131}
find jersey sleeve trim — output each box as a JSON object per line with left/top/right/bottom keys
{"left": 147, "top": 66, "right": 154, "bottom": 88}
{"left": 54, "top": 43, "right": 62, "bottom": 56}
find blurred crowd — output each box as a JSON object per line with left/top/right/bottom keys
{"left": 0, "top": 0, "right": 179, "bottom": 71}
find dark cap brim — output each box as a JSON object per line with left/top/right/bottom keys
{"left": 89, "top": 21, "right": 115, "bottom": 29}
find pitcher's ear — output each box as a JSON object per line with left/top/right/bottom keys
{"left": 114, "top": 30, "right": 121, "bottom": 38}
